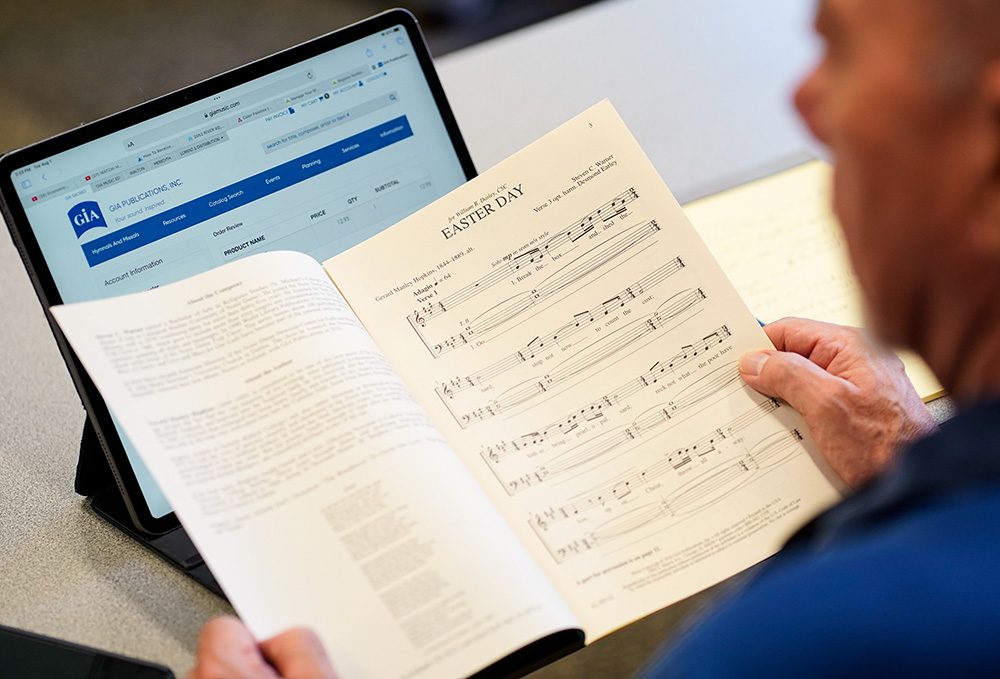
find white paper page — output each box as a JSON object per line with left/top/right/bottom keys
{"left": 51, "top": 250, "right": 578, "bottom": 679}
{"left": 327, "top": 101, "right": 844, "bottom": 640}
{"left": 683, "top": 159, "right": 943, "bottom": 400}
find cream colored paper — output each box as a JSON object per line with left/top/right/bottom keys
{"left": 683, "top": 159, "right": 943, "bottom": 400}
{"left": 326, "top": 101, "right": 843, "bottom": 640}
{"left": 53, "top": 103, "right": 850, "bottom": 671}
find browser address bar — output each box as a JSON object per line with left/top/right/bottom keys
{"left": 122, "top": 70, "right": 315, "bottom": 151}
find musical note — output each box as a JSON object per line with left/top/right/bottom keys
{"left": 509, "top": 248, "right": 543, "bottom": 272}
{"left": 423, "top": 220, "right": 662, "bottom": 357}
{"left": 475, "top": 325, "right": 733, "bottom": 458}
{"left": 406, "top": 188, "right": 640, "bottom": 332}
{"left": 525, "top": 428, "right": 732, "bottom": 527}
{"left": 539, "top": 424, "right": 805, "bottom": 563}
{"left": 453, "top": 288, "right": 706, "bottom": 427}
{"left": 433, "top": 259, "right": 689, "bottom": 394}
{"left": 483, "top": 391, "right": 781, "bottom": 497}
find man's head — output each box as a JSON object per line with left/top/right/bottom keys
{"left": 796, "top": 0, "right": 1000, "bottom": 393}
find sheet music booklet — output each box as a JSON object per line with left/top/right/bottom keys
{"left": 52, "top": 101, "right": 844, "bottom": 679}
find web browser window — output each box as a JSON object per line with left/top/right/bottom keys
{"left": 8, "top": 21, "right": 471, "bottom": 519}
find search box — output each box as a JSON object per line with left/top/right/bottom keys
{"left": 261, "top": 93, "right": 400, "bottom": 154}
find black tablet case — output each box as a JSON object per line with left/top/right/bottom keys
{"left": 75, "top": 420, "right": 225, "bottom": 597}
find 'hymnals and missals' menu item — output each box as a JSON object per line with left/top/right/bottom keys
{"left": 52, "top": 101, "right": 844, "bottom": 679}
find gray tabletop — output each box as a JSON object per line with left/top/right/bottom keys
{"left": 1, "top": 1, "right": 930, "bottom": 677}
{"left": 435, "top": 0, "right": 823, "bottom": 203}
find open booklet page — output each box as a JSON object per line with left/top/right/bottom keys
{"left": 326, "top": 100, "right": 844, "bottom": 640}
{"left": 683, "top": 159, "right": 942, "bottom": 400}
{"left": 50, "top": 251, "right": 580, "bottom": 679}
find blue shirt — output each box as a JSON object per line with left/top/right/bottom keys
{"left": 641, "top": 398, "right": 1000, "bottom": 678}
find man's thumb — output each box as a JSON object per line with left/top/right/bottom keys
{"left": 739, "top": 349, "right": 836, "bottom": 414}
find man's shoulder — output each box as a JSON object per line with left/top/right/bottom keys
{"left": 641, "top": 483, "right": 1000, "bottom": 679}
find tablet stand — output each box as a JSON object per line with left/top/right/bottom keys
{"left": 74, "top": 418, "right": 114, "bottom": 496}
{"left": 75, "top": 419, "right": 224, "bottom": 598}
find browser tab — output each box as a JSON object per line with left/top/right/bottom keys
{"left": 140, "top": 141, "right": 179, "bottom": 160}
{"left": 285, "top": 86, "right": 321, "bottom": 105}
{"left": 92, "top": 174, "right": 125, "bottom": 192}
{"left": 185, "top": 123, "right": 226, "bottom": 143}
{"left": 178, "top": 132, "right": 229, "bottom": 158}
{"left": 89, "top": 161, "right": 127, "bottom": 181}
{"left": 150, "top": 154, "right": 177, "bottom": 169}
{"left": 227, "top": 104, "right": 274, "bottom": 128}
{"left": 23, "top": 182, "right": 75, "bottom": 207}
{"left": 331, "top": 66, "right": 365, "bottom": 86}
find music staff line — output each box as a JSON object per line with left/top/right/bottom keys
{"left": 478, "top": 325, "right": 733, "bottom": 459}
{"left": 530, "top": 403, "right": 790, "bottom": 530}
{"left": 420, "top": 219, "right": 661, "bottom": 357}
{"left": 448, "top": 288, "right": 707, "bottom": 428}
{"left": 490, "top": 364, "right": 758, "bottom": 496}
{"left": 537, "top": 427, "right": 804, "bottom": 563}
{"left": 435, "top": 257, "right": 688, "bottom": 397}
{"left": 408, "top": 187, "right": 640, "bottom": 328}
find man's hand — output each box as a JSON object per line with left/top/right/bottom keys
{"left": 188, "top": 616, "right": 337, "bottom": 679}
{"left": 739, "top": 317, "right": 936, "bottom": 488}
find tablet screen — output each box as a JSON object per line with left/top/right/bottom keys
{"left": 2, "top": 11, "right": 473, "bottom": 528}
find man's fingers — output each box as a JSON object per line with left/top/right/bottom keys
{"left": 740, "top": 348, "right": 847, "bottom": 416}
{"left": 762, "top": 317, "right": 855, "bottom": 370}
{"left": 259, "top": 627, "right": 338, "bottom": 679}
{"left": 761, "top": 317, "right": 823, "bottom": 353}
{"left": 189, "top": 617, "right": 279, "bottom": 679}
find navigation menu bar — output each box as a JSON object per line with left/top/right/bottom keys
{"left": 82, "top": 115, "right": 414, "bottom": 267}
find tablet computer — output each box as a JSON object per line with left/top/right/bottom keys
{"left": 0, "top": 9, "right": 475, "bottom": 536}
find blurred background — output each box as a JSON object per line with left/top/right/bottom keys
{"left": 0, "top": 0, "right": 598, "bottom": 154}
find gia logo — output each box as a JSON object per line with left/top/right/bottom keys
{"left": 68, "top": 201, "right": 108, "bottom": 238}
